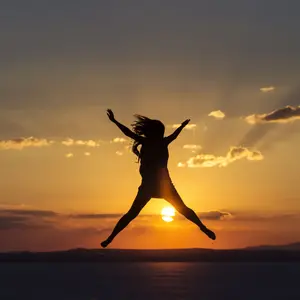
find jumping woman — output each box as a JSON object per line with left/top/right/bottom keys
{"left": 101, "top": 109, "right": 216, "bottom": 248}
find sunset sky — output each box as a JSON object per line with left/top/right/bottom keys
{"left": 1, "top": 1, "right": 300, "bottom": 251}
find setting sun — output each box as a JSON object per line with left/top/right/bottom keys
{"left": 161, "top": 206, "right": 176, "bottom": 222}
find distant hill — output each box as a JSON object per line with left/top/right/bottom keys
{"left": 1, "top": 243, "right": 300, "bottom": 262}
{"left": 245, "top": 242, "right": 300, "bottom": 251}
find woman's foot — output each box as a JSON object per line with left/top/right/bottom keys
{"left": 100, "top": 239, "right": 112, "bottom": 248}
{"left": 200, "top": 226, "right": 216, "bottom": 240}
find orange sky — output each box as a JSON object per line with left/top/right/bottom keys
{"left": 1, "top": 0, "right": 300, "bottom": 251}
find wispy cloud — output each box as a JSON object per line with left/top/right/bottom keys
{"left": 1, "top": 208, "right": 299, "bottom": 251}
{"left": 65, "top": 153, "right": 74, "bottom": 158}
{"left": 0, "top": 215, "right": 32, "bottom": 230}
{"left": 245, "top": 106, "right": 300, "bottom": 124}
{"left": 183, "top": 144, "right": 202, "bottom": 153}
{"left": 116, "top": 151, "right": 123, "bottom": 156}
{"left": 178, "top": 146, "right": 263, "bottom": 168}
{"left": 175, "top": 211, "right": 233, "bottom": 221}
{"left": 0, "top": 209, "right": 57, "bottom": 230}
{"left": 208, "top": 110, "right": 225, "bottom": 119}
{"left": 3, "top": 208, "right": 298, "bottom": 231}
{"left": 111, "top": 137, "right": 127, "bottom": 143}
{"left": 68, "top": 211, "right": 234, "bottom": 222}
{"left": 61, "top": 138, "right": 101, "bottom": 147}
{"left": 0, "top": 137, "right": 54, "bottom": 150}
{"left": 0, "top": 137, "right": 128, "bottom": 153}
{"left": 177, "top": 162, "right": 186, "bottom": 168}
{"left": 69, "top": 213, "right": 123, "bottom": 219}
{"left": 170, "top": 124, "right": 197, "bottom": 130}
{"left": 0, "top": 209, "right": 57, "bottom": 217}
{"left": 198, "top": 211, "right": 233, "bottom": 220}
{"left": 260, "top": 86, "right": 275, "bottom": 93}
{"left": 183, "top": 144, "right": 202, "bottom": 150}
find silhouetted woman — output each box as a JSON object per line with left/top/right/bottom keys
{"left": 101, "top": 109, "right": 216, "bottom": 248}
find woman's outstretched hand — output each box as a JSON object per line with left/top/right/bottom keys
{"left": 107, "top": 109, "right": 116, "bottom": 122}
{"left": 181, "top": 119, "right": 190, "bottom": 127}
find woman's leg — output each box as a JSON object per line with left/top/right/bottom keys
{"left": 101, "top": 188, "right": 151, "bottom": 248}
{"left": 164, "top": 186, "right": 216, "bottom": 240}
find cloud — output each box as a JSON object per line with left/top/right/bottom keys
{"left": 208, "top": 110, "right": 225, "bottom": 119}
{"left": 1, "top": 207, "right": 300, "bottom": 251}
{"left": 174, "top": 210, "right": 233, "bottom": 221}
{"left": 62, "top": 138, "right": 101, "bottom": 147}
{"left": 178, "top": 146, "right": 263, "bottom": 168}
{"left": 0, "top": 209, "right": 57, "bottom": 230}
{"left": 183, "top": 144, "right": 202, "bottom": 151}
{"left": 2, "top": 208, "right": 299, "bottom": 229}
{"left": 116, "top": 151, "right": 123, "bottom": 156}
{"left": 170, "top": 124, "right": 197, "bottom": 130}
{"left": 0, "top": 136, "right": 131, "bottom": 154}
{"left": 111, "top": 137, "right": 127, "bottom": 143}
{"left": 224, "top": 211, "right": 300, "bottom": 223}
{"left": 65, "top": 153, "right": 74, "bottom": 158}
{"left": 0, "top": 203, "right": 28, "bottom": 209}
{"left": 260, "top": 86, "right": 275, "bottom": 92}
{"left": 0, "top": 137, "right": 105, "bottom": 151}
{"left": 0, "top": 215, "right": 31, "bottom": 230}
{"left": 245, "top": 106, "right": 300, "bottom": 124}
{"left": 177, "top": 162, "right": 186, "bottom": 168}
{"left": 198, "top": 211, "right": 233, "bottom": 220}
{"left": 69, "top": 213, "right": 122, "bottom": 219}
{"left": 0, "top": 209, "right": 57, "bottom": 217}
{"left": 69, "top": 211, "right": 236, "bottom": 222}
{"left": 0, "top": 137, "right": 54, "bottom": 150}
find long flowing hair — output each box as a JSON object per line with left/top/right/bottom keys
{"left": 131, "top": 114, "right": 165, "bottom": 162}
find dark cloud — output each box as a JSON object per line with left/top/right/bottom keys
{"left": 0, "top": 209, "right": 58, "bottom": 230}
{"left": 69, "top": 213, "right": 156, "bottom": 220}
{"left": 1, "top": 209, "right": 57, "bottom": 217}
{"left": 0, "top": 216, "right": 29, "bottom": 230}
{"left": 227, "top": 211, "right": 300, "bottom": 222}
{"left": 240, "top": 85, "right": 300, "bottom": 148}
{"left": 198, "top": 211, "right": 232, "bottom": 221}
{"left": 70, "top": 213, "right": 122, "bottom": 219}
{"left": 173, "top": 211, "right": 232, "bottom": 221}
{"left": 246, "top": 106, "right": 300, "bottom": 124}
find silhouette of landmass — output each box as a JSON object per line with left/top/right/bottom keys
{"left": 245, "top": 242, "right": 300, "bottom": 251}
{"left": 1, "top": 242, "right": 300, "bottom": 262}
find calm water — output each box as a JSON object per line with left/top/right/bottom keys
{"left": 0, "top": 262, "right": 299, "bottom": 300}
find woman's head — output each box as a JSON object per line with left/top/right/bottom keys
{"left": 131, "top": 115, "right": 165, "bottom": 138}
{"left": 131, "top": 115, "right": 165, "bottom": 161}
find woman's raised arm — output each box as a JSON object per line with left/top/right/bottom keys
{"left": 164, "top": 119, "right": 190, "bottom": 144}
{"left": 107, "top": 109, "right": 143, "bottom": 142}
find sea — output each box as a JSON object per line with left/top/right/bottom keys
{"left": 0, "top": 262, "right": 300, "bottom": 300}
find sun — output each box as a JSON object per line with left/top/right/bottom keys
{"left": 161, "top": 206, "right": 175, "bottom": 222}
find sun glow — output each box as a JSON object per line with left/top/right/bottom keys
{"left": 161, "top": 206, "right": 175, "bottom": 222}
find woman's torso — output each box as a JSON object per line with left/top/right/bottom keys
{"left": 139, "top": 138, "right": 169, "bottom": 177}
